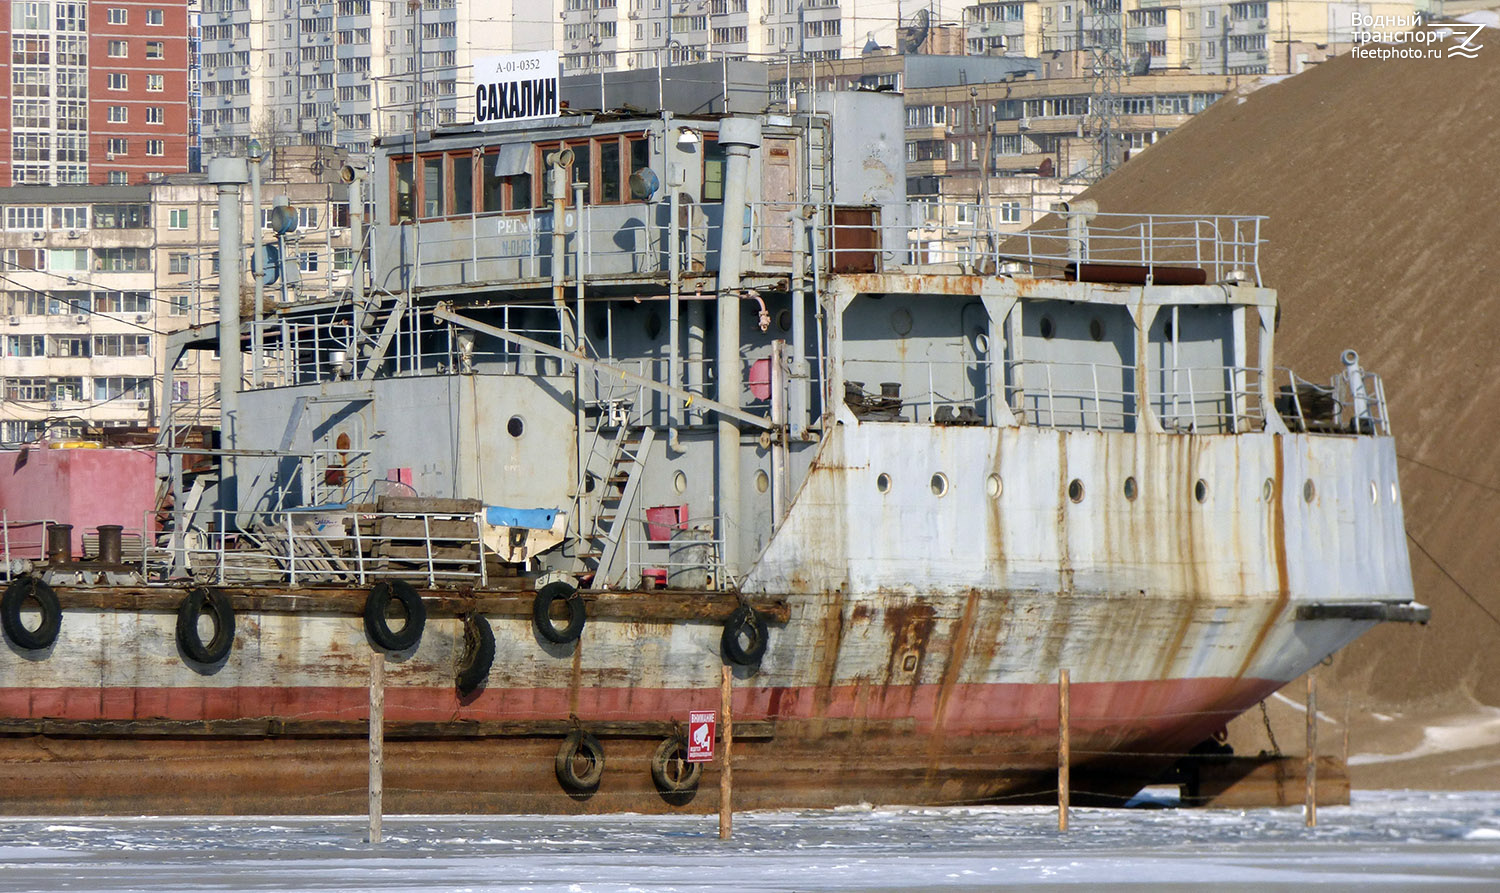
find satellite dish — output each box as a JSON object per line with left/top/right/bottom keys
{"left": 897, "top": 8, "right": 931, "bottom": 54}
{"left": 628, "top": 167, "right": 660, "bottom": 201}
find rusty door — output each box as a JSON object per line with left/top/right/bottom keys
{"left": 760, "top": 138, "right": 798, "bottom": 267}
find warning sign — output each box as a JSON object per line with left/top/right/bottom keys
{"left": 687, "top": 710, "right": 716, "bottom": 763}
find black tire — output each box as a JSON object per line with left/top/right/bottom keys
{"left": 175, "top": 587, "right": 235, "bottom": 666}
{"left": 1, "top": 576, "right": 60, "bottom": 651}
{"left": 650, "top": 735, "right": 703, "bottom": 796}
{"left": 455, "top": 613, "right": 495, "bottom": 696}
{"left": 532, "top": 581, "right": 585, "bottom": 645}
{"left": 555, "top": 730, "right": 605, "bottom": 793}
{"left": 364, "top": 580, "right": 426, "bottom": 652}
{"left": 721, "top": 604, "right": 768, "bottom": 666}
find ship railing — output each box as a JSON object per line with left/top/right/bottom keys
{"left": 898, "top": 203, "right": 1265, "bottom": 285}
{"left": 146, "top": 508, "right": 488, "bottom": 588}
{"left": 582, "top": 356, "right": 714, "bottom": 430}
{"left": 622, "top": 510, "right": 729, "bottom": 591}
{"left": 1155, "top": 364, "right": 1266, "bottom": 434}
{"left": 839, "top": 357, "right": 997, "bottom": 424}
{"left": 308, "top": 447, "right": 375, "bottom": 508}
{"left": 1007, "top": 360, "right": 1141, "bottom": 432}
{"left": 1272, "top": 366, "right": 1391, "bottom": 436}
{"left": 0, "top": 514, "right": 55, "bottom": 580}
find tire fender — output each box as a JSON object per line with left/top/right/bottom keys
{"left": 364, "top": 580, "right": 426, "bottom": 651}
{"left": 555, "top": 730, "right": 605, "bottom": 793}
{"left": 532, "top": 580, "right": 586, "bottom": 645}
{"left": 721, "top": 604, "right": 769, "bottom": 666}
{"left": 176, "top": 587, "right": 235, "bottom": 666}
{"left": 1, "top": 576, "right": 60, "bottom": 651}
{"left": 455, "top": 613, "right": 495, "bottom": 696}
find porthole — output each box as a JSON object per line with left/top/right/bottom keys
{"left": 673, "top": 470, "right": 688, "bottom": 494}
{"left": 930, "top": 473, "right": 949, "bottom": 497}
{"left": 986, "top": 474, "right": 1002, "bottom": 498}
{"left": 754, "top": 470, "right": 769, "bottom": 493}
{"left": 1369, "top": 481, "right": 1379, "bottom": 505}
{"left": 1194, "top": 479, "right": 1208, "bottom": 504}
{"left": 1040, "top": 316, "right": 1056, "bottom": 340}
{"left": 1263, "top": 478, "right": 1275, "bottom": 502}
{"left": 1390, "top": 482, "right": 1399, "bottom": 504}
{"left": 1303, "top": 479, "right": 1316, "bottom": 503}
{"left": 974, "top": 331, "right": 989, "bottom": 355}
{"left": 1123, "top": 476, "right": 1138, "bottom": 501}
{"left": 1068, "top": 479, "right": 1084, "bottom": 503}
{"left": 876, "top": 473, "right": 892, "bottom": 494}
{"left": 507, "top": 415, "right": 524, "bottom": 437}
{"left": 1089, "top": 318, "right": 1105, "bottom": 341}
{"left": 776, "top": 309, "right": 792, "bottom": 332}
{"left": 891, "top": 308, "right": 913, "bottom": 336}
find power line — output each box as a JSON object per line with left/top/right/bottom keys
{"left": 1406, "top": 530, "right": 1500, "bottom": 633}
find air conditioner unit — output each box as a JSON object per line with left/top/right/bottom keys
{"left": 134, "top": 314, "right": 147, "bottom": 323}
{"left": 136, "top": 400, "right": 147, "bottom": 411}
{"left": 73, "top": 314, "right": 87, "bottom": 324}
{"left": 629, "top": 10, "right": 638, "bottom": 18}
{"left": 30, "top": 231, "right": 43, "bottom": 240}
{"left": 106, "top": 152, "right": 115, "bottom": 160}
{"left": 1256, "top": 21, "right": 1267, "bottom": 29}
{"left": 330, "top": 228, "right": 344, "bottom": 237}
{"left": 7, "top": 316, "right": 18, "bottom": 325}
{"left": 67, "top": 230, "right": 80, "bottom": 239}
{"left": 760, "top": 15, "right": 768, "bottom": 22}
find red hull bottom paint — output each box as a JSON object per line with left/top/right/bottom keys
{"left": 0, "top": 676, "right": 1283, "bottom": 735}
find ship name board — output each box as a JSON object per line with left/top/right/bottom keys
{"left": 474, "top": 52, "right": 560, "bottom": 124}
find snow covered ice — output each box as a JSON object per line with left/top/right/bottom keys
{"left": 1, "top": 791, "right": 1499, "bottom": 891}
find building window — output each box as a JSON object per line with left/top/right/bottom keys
{"left": 146, "top": 74, "right": 164, "bottom": 92}
{"left": 108, "top": 171, "right": 129, "bottom": 185}
{"left": 146, "top": 140, "right": 165, "bottom": 156}
{"left": 146, "top": 8, "right": 164, "bottom": 25}
{"left": 168, "top": 209, "right": 188, "bottom": 230}
{"left": 146, "top": 41, "right": 164, "bottom": 59}
{"left": 168, "top": 252, "right": 191, "bottom": 274}
{"left": 5, "top": 335, "right": 45, "bottom": 357}
{"left": 998, "top": 201, "right": 1022, "bottom": 224}
{"left": 146, "top": 107, "right": 165, "bottom": 125}
{"left": 108, "top": 106, "right": 128, "bottom": 123}
{"left": 108, "top": 73, "right": 128, "bottom": 91}
{"left": 107, "top": 138, "right": 128, "bottom": 155}
{"left": 172, "top": 380, "right": 190, "bottom": 402}
{"left": 108, "top": 40, "right": 128, "bottom": 57}
{"left": 50, "top": 207, "right": 88, "bottom": 230}
{"left": 298, "top": 251, "right": 319, "bottom": 273}
{"left": 108, "top": 7, "right": 127, "bottom": 24}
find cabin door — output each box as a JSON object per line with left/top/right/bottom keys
{"left": 760, "top": 138, "right": 798, "bottom": 266}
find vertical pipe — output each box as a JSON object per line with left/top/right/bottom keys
{"left": 575, "top": 182, "right": 588, "bottom": 511}
{"left": 1058, "top": 667, "right": 1070, "bottom": 832}
{"left": 347, "top": 166, "right": 367, "bottom": 367}
{"left": 770, "top": 339, "right": 788, "bottom": 529}
{"left": 1306, "top": 673, "right": 1317, "bottom": 828}
{"left": 668, "top": 118, "right": 682, "bottom": 448}
{"left": 207, "top": 158, "right": 248, "bottom": 522}
{"left": 714, "top": 118, "right": 761, "bottom": 581}
{"left": 368, "top": 651, "right": 384, "bottom": 844}
{"left": 719, "top": 663, "right": 733, "bottom": 840}
{"left": 790, "top": 213, "right": 808, "bottom": 437}
{"left": 249, "top": 152, "right": 264, "bottom": 387}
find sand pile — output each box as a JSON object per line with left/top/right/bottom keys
{"left": 1071, "top": 44, "right": 1500, "bottom": 786}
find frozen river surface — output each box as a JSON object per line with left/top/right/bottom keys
{"left": 1, "top": 791, "right": 1498, "bottom": 891}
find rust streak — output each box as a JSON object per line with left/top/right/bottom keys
{"left": 1236, "top": 435, "right": 1291, "bottom": 678}
{"left": 927, "top": 589, "right": 981, "bottom": 764}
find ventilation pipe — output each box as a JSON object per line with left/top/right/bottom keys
{"left": 714, "top": 117, "right": 761, "bottom": 582}
{"left": 207, "top": 157, "right": 249, "bottom": 521}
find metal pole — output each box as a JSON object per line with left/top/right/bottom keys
{"left": 1058, "top": 667, "right": 1070, "bottom": 832}
{"left": 368, "top": 651, "right": 384, "bottom": 844}
{"left": 1306, "top": 673, "right": 1317, "bottom": 828}
{"left": 249, "top": 148, "right": 264, "bottom": 387}
{"left": 719, "top": 663, "right": 733, "bottom": 840}
{"left": 206, "top": 157, "right": 248, "bottom": 523}
{"left": 714, "top": 118, "right": 761, "bottom": 582}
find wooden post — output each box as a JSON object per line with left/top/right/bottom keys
{"left": 1305, "top": 673, "right": 1317, "bottom": 828}
{"left": 369, "top": 651, "right": 385, "bottom": 844}
{"left": 1058, "top": 668, "right": 1070, "bottom": 832}
{"left": 719, "top": 664, "right": 733, "bottom": 840}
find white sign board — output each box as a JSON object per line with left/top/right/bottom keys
{"left": 473, "top": 52, "right": 561, "bottom": 125}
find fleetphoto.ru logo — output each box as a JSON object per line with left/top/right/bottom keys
{"left": 1351, "top": 15, "right": 1485, "bottom": 59}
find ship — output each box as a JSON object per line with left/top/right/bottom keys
{"left": 0, "top": 67, "right": 1425, "bottom": 814}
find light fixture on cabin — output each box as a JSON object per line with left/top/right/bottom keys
{"left": 676, "top": 128, "right": 700, "bottom": 148}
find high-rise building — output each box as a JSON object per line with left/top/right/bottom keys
{"left": 198, "top": 0, "right": 559, "bottom": 159}
{"left": 962, "top": 0, "right": 1421, "bottom": 76}
{"left": 0, "top": 0, "right": 194, "bottom": 187}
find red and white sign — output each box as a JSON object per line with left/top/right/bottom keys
{"left": 687, "top": 710, "right": 716, "bottom": 763}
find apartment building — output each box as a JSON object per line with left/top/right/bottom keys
{"left": 560, "top": 0, "right": 915, "bottom": 73}
{"left": 0, "top": 0, "right": 194, "bottom": 186}
{"left": 197, "top": 0, "right": 555, "bottom": 159}
{"left": 962, "top": 0, "right": 1421, "bottom": 75}
{"left": 0, "top": 148, "right": 355, "bottom": 443}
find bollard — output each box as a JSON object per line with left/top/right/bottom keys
{"left": 369, "top": 651, "right": 385, "bottom": 844}
{"left": 97, "top": 525, "right": 123, "bottom": 565}
{"left": 719, "top": 664, "right": 733, "bottom": 840}
{"left": 46, "top": 524, "right": 73, "bottom": 566}
{"left": 1058, "top": 668, "right": 1070, "bottom": 832}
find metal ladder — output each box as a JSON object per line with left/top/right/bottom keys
{"left": 580, "top": 425, "right": 656, "bottom": 588}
